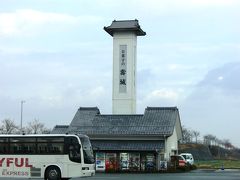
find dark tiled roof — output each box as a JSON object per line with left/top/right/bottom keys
{"left": 51, "top": 125, "right": 69, "bottom": 134}
{"left": 67, "top": 106, "right": 179, "bottom": 136}
{"left": 104, "top": 19, "right": 146, "bottom": 36}
{"left": 91, "top": 140, "right": 164, "bottom": 151}
{"left": 69, "top": 107, "right": 100, "bottom": 127}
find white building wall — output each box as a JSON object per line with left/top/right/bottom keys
{"left": 112, "top": 32, "right": 137, "bottom": 114}
{"left": 165, "top": 127, "right": 178, "bottom": 160}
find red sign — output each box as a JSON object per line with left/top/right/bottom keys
{"left": 0, "top": 158, "right": 33, "bottom": 168}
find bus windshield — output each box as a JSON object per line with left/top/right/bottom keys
{"left": 79, "top": 135, "right": 95, "bottom": 164}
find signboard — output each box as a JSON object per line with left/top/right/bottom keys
{"left": 120, "top": 153, "right": 129, "bottom": 170}
{"left": 119, "top": 45, "right": 127, "bottom": 93}
{"left": 95, "top": 152, "right": 105, "bottom": 171}
{"left": 129, "top": 153, "right": 140, "bottom": 171}
{"left": 105, "top": 153, "right": 117, "bottom": 172}
{"left": 146, "top": 154, "right": 155, "bottom": 170}
{"left": 160, "top": 161, "right": 167, "bottom": 170}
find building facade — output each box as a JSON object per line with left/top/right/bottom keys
{"left": 52, "top": 20, "right": 183, "bottom": 172}
{"left": 52, "top": 106, "right": 182, "bottom": 172}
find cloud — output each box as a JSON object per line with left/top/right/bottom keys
{"left": 180, "top": 62, "right": 240, "bottom": 147}
{"left": 167, "top": 63, "right": 196, "bottom": 72}
{"left": 149, "top": 89, "right": 179, "bottom": 100}
{"left": 89, "top": 86, "right": 105, "bottom": 97}
{"left": 126, "top": 0, "right": 240, "bottom": 16}
{"left": 190, "top": 0, "right": 238, "bottom": 6}
{"left": 218, "top": 76, "right": 223, "bottom": 81}
{"left": 0, "top": 9, "right": 103, "bottom": 37}
{"left": 138, "top": 88, "right": 180, "bottom": 107}
{"left": 198, "top": 62, "right": 240, "bottom": 91}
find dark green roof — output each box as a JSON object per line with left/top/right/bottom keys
{"left": 104, "top": 19, "right": 146, "bottom": 36}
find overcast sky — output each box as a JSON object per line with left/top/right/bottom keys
{"left": 0, "top": 0, "right": 240, "bottom": 147}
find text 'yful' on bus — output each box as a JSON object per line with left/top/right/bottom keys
{"left": 0, "top": 134, "right": 95, "bottom": 180}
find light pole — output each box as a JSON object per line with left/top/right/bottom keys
{"left": 20, "top": 100, "right": 26, "bottom": 131}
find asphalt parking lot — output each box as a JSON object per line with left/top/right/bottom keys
{"left": 1, "top": 169, "right": 240, "bottom": 180}
{"left": 80, "top": 169, "right": 240, "bottom": 180}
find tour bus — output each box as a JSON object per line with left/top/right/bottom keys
{"left": 0, "top": 134, "right": 95, "bottom": 180}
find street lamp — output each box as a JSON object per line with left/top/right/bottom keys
{"left": 20, "top": 100, "right": 26, "bottom": 131}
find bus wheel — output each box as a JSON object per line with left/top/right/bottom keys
{"left": 45, "top": 166, "right": 61, "bottom": 180}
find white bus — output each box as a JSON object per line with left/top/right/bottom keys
{"left": 0, "top": 134, "right": 95, "bottom": 180}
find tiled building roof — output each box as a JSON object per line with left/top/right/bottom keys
{"left": 51, "top": 107, "right": 182, "bottom": 152}
{"left": 91, "top": 140, "right": 164, "bottom": 151}
{"left": 104, "top": 19, "right": 146, "bottom": 36}
{"left": 65, "top": 106, "right": 180, "bottom": 137}
{"left": 51, "top": 125, "right": 69, "bottom": 134}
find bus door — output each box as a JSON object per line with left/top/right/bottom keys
{"left": 65, "top": 136, "right": 82, "bottom": 177}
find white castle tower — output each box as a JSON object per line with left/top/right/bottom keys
{"left": 104, "top": 20, "right": 146, "bottom": 114}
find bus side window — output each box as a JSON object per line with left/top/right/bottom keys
{"left": 0, "top": 138, "right": 9, "bottom": 154}
{"left": 65, "top": 136, "right": 81, "bottom": 163}
{"left": 37, "top": 137, "right": 64, "bottom": 154}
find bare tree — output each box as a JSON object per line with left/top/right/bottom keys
{"left": 1, "top": 119, "right": 18, "bottom": 134}
{"left": 203, "top": 134, "right": 212, "bottom": 145}
{"left": 181, "top": 126, "right": 237, "bottom": 149}
{"left": 217, "top": 139, "right": 224, "bottom": 148}
{"left": 210, "top": 135, "right": 216, "bottom": 146}
{"left": 192, "top": 130, "right": 200, "bottom": 144}
{"left": 26, "top": 119, "right": 46, "bottom": 134}
{"left": 182, "top": 126, "right": 193, "bottom": 143}
{"left": 181, "top": 126, "right": 188, "bottom": 143}
{"left": 222, "top": 139, "right": 234, "bottom": 150}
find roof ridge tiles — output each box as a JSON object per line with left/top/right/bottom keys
{"left": 78, "top": 107, "right": 99, "bottom": 111}
{"left": 54, "top": 125, "right": 69, "bottom": 128}
{"left": 146, "top": 106, "right": 177, "bottom": 110}
{"left": 98, "top": 114, "right": 143, "bottom": 116}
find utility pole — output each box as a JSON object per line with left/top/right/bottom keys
{"left": 20, "top": 100, "right": 26, "bottom": 131}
